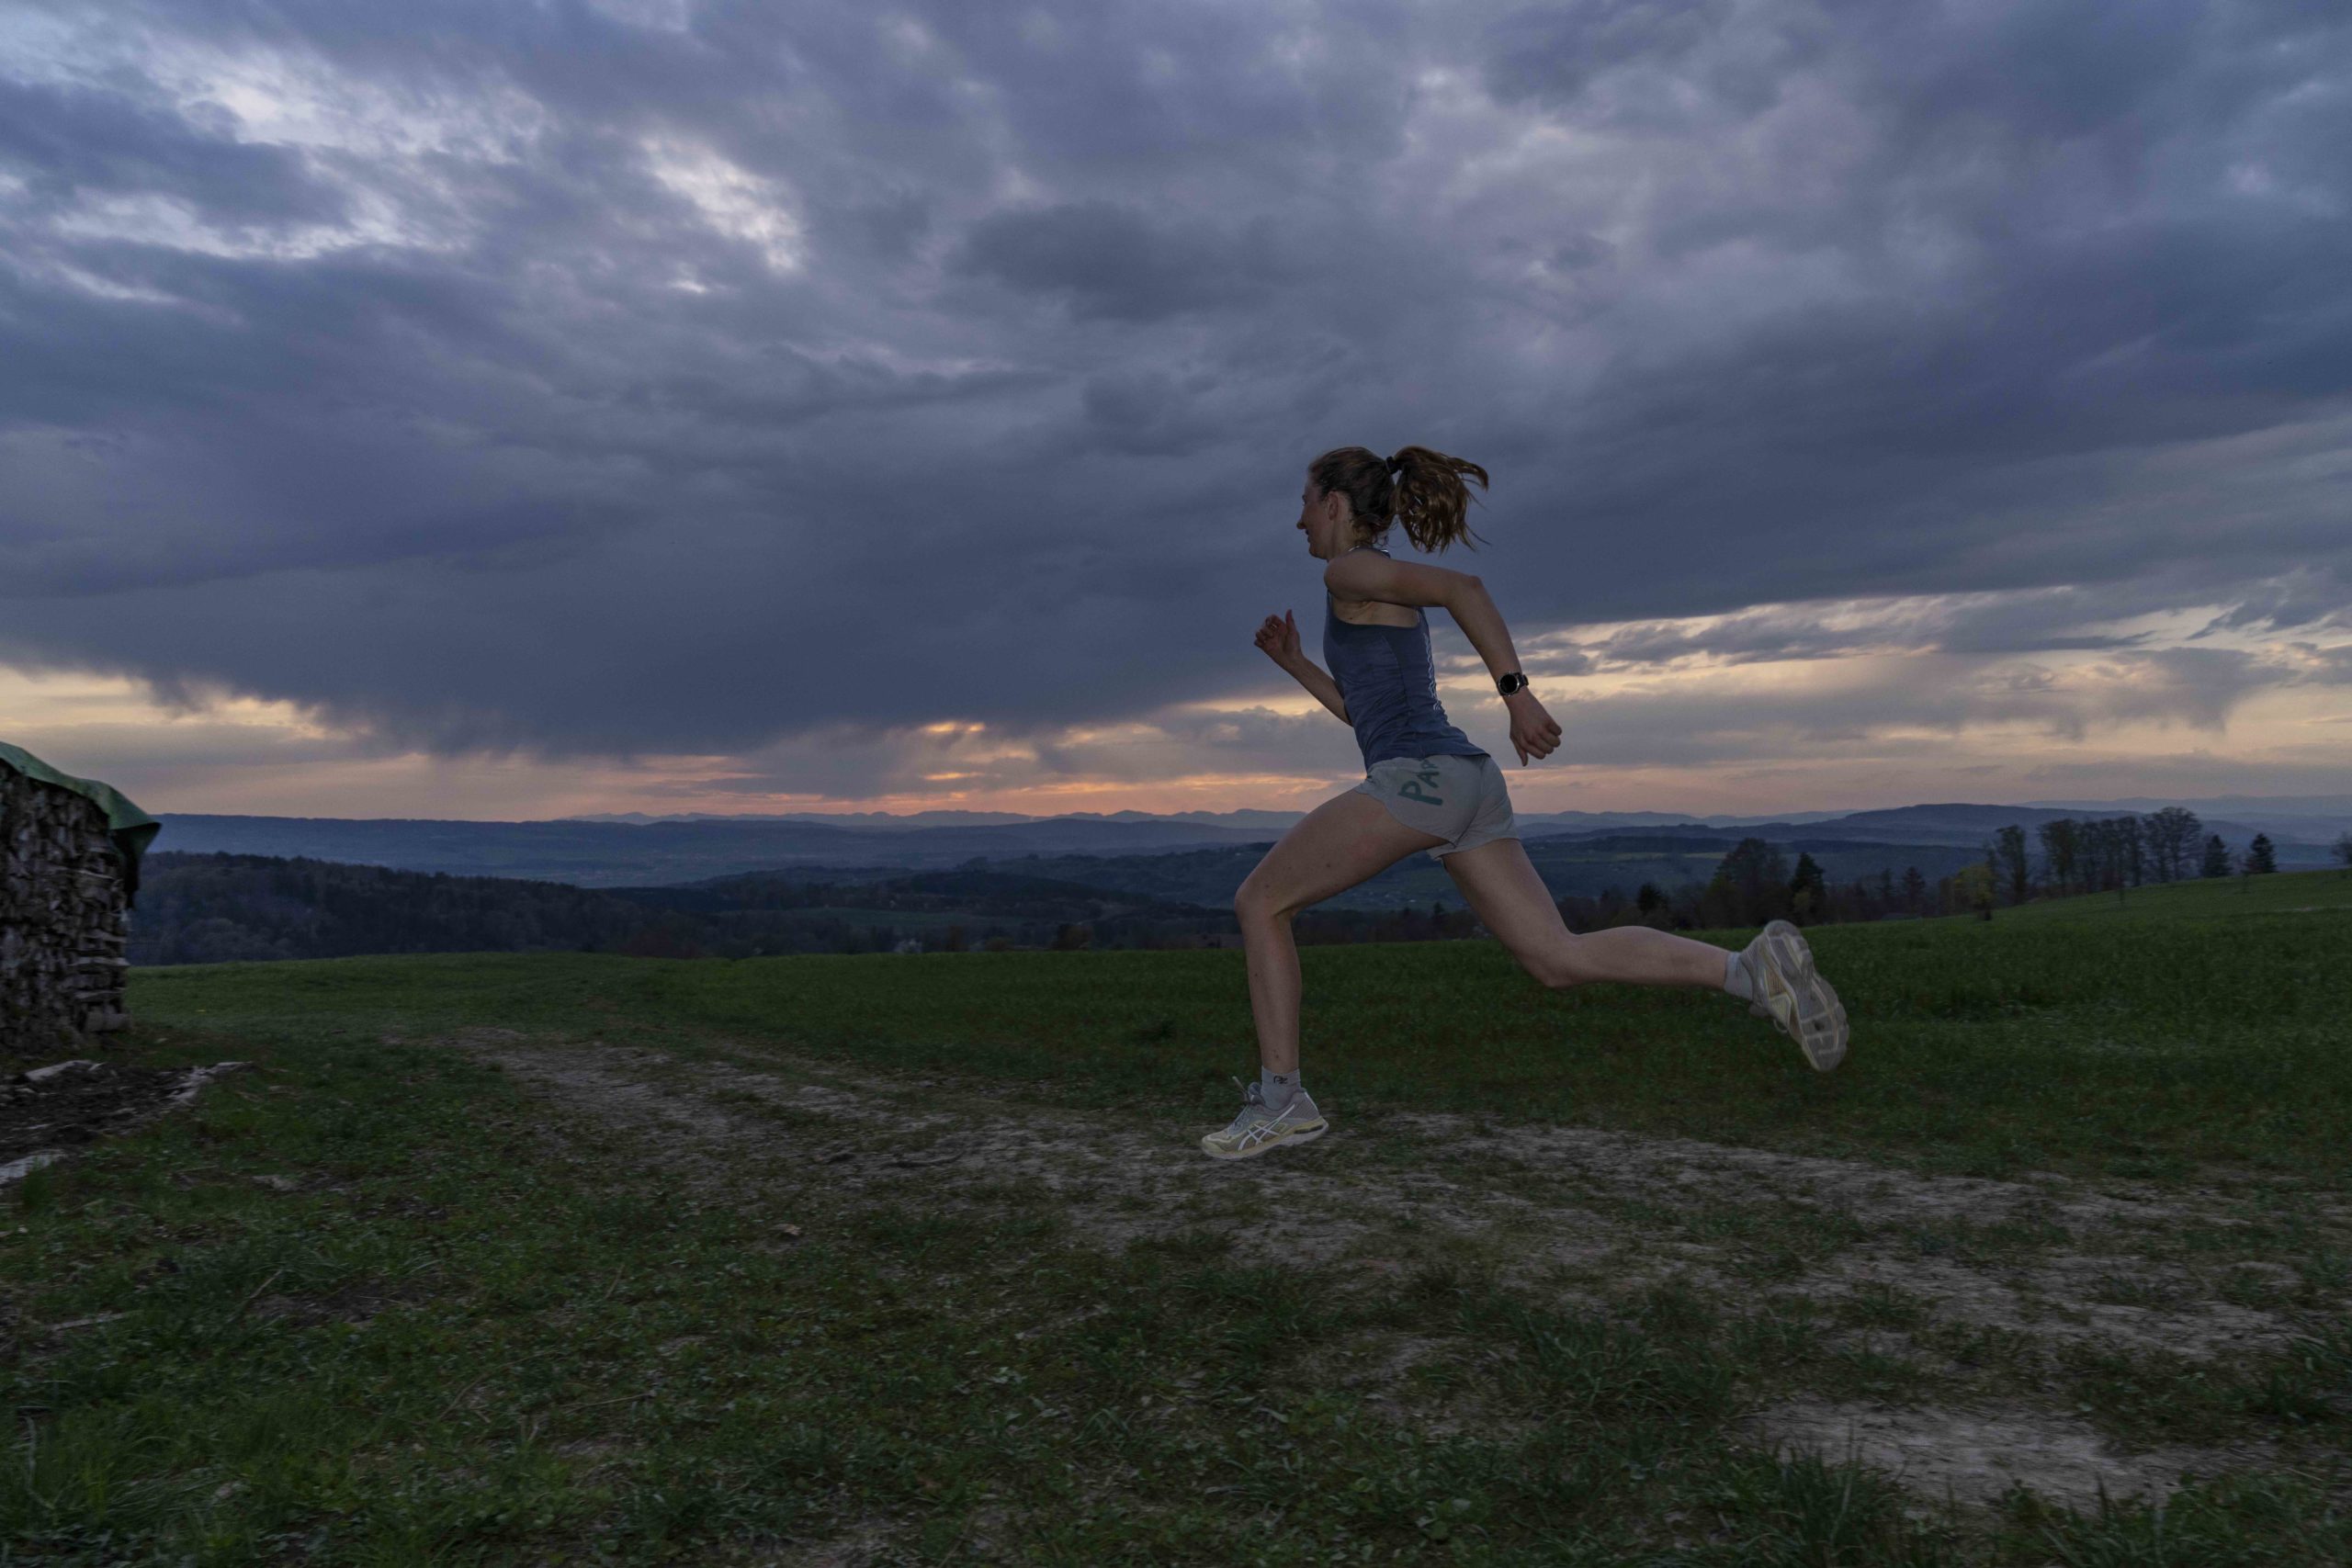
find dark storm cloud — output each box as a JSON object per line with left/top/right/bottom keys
{"left": 952, "top": 202, "right": 1290, "bottom": 322}
{"left": 1484, "top": 0, "right": 1742, "bottom": 111}
{"left": 3, "top": 0, "right": 2350, "bottom": 776}
{"left": 1080, "top": 368, "right": 1233, "bottom": 457}
{"left": 2198, "top": 563, "right": 2352, "bottom": 637}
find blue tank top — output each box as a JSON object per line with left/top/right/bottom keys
{"left": 1322, "top": 544, "right": 1489, "bottom": 773}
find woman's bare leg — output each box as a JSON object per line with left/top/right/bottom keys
{"left": 1234, "top": 789, "right": 1450, "bottom": 1074}
{"left": 1442, "top": 836, "right": 1733, "bottom": 990}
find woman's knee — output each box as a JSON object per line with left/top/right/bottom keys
{"left": 1234, "top": 884, "right": 1292, "bottom": 924}
{"left": 1533, "top": 935, "right": 1587, "bottom": 989}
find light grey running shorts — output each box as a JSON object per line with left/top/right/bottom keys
{"left": 1355, "top": 752, "right": 1520, "bottom": 863}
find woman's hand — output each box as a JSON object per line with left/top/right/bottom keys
{"left": 1506, "top": 691, "right": 1562, "bottom": 765}
{"left": 1254, "top": 609, "right": 1302, "bottom": 667}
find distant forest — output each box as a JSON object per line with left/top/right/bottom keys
{"left": 1669, "top": 808, "right": 2324, "bottom": 930}
{"left": 128, "top": 853, "right": 1230, "bottom": 964}
{"left": 128, "top": 851, "right": 1558, "bottom": 963}
{"left": 127, "top": 805, "right": 2331, "bottom": 965}
{"left": 129, "top": 852, "right": 1589, "bottom": 962}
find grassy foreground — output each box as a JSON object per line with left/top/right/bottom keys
{"left": 5, "top": 869, "right": 2349, "bottom": 1563}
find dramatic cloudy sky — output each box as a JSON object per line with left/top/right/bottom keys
{"left": 4, "top": 0, "right": 2349, "bottom": 820}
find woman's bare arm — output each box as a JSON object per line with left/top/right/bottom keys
{"left": 1256, "top": 608, "right": 1351, "bottom": 724}
{"left": 1443, "top": 578, "right": 1529, "bottom": 687}
{"left": 1286, "top": 658, "right": 1350, "bottom": 724}
{"left": 1324, "top": 556, "right": 1528, "bottom": 687}
{"left": 1315, "top": 560, "right": 1562, "bottom": 763}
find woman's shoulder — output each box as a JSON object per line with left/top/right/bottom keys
{"left": 1326, "top": 545, "right": 1418, "bottom": 626}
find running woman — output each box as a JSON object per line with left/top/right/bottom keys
{"left": 1202, "top": 445, "right": 1849, "bottom": 1160}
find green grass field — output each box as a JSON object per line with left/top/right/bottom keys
{"left": 6, "top": 869, "right": 2350, "bottom": 1563}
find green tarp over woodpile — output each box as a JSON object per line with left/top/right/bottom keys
{"left": 0, "top": 742, "right": 163, "bottom": 900}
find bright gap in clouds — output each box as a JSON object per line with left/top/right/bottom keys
{"left": 640, "top": 135, "right": 807, "bottom": 276}
{"left": 6, "top": 585, "right": 2346, "bottom": 820}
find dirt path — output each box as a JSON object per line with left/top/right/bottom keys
{"left": 421, "top": 1027, "right": 2346, "bottom": 1512}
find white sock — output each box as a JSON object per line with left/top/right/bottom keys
{"left": 1723, "top": 951, "right": 1758, "bottom": 1002}
{"left": 1260, "top": 1067, "right": 1300, "bottom": 1111}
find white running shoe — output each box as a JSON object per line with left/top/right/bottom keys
{"left": 1743, "top": 919, "right": 1849, "bottom": 1072}
{"left": 1200, "top": 1077, "right": 1329, "bottom": 1160}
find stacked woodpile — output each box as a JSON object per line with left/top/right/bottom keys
{"left": 2, "top": 765, "right": 131, "bottom": 1056}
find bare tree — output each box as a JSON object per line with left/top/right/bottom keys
{"left": 2078, "top": 818, "right": 2115, "bottom": 892}
{"left": 1712, "top": 838, "right": 1792, "bottom": 927}
{"left": 2037, "top": 818, "right": 2080, "bottom": 896}
{"left": 2077, "top": 818, "right": 2141, "bottom": 903}
{"left": 2119, "top": 816, "right": 2148, "bottom": 886}
{"left": 2143, "top": 806, "right": 2202, "bottom": 883}
{"left": 1993, "top": 824, "right": 2031, "bottom": 904}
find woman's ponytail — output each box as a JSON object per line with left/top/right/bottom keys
{"left": 1388, "top": 446, "right": 1491, "bottom": 555}
{"left": 1309, "top": 445, "right": 1491, "bottom": 554}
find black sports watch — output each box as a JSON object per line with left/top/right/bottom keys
{"left": 1496, "top": 671, "right": 1530, "bottom": 696}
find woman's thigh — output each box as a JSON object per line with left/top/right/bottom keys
{"left": 1441, "top": 834, "right": 1573, "bottom": 986}
{"left": 1235, "top": 786, "right": 1449, "bottom": 919}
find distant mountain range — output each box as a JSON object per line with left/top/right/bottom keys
{"left": 153, "top": 812, "right": 1265, "bottom": 886}
{"left": 560, "top": 806, "right": 1855, "bottom": 830}
{"left": 150, "top": 797, "right": 2349, "bottom": 888}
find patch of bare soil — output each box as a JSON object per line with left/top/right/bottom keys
{"left": 1375, "top": 1111, "right": 2232, "bottom": 1233}
{"left": 444, "top": 1034, "right": 1512, "bottom": 1277}
{"left": 247, "top": 1280, "right": 432, "bottom": 1331}
{"left": 435, "top": 1032, "right": 2342, "bottom": 1361}
{"left": 1743, "top": 1396, "right": 2237, "bottom": 1509}
{"left": 765, "top": 1522, "right": 921, "bottom": 1568}
{"left": 3, "top": 1058, "right": 249, "bottom": 1183}
{"left": 1377, "top": 1111, "right": 2334, "bottom": 1361}
{"left": 1790, "top": 1252, "right": 2291, "bottom": 1363}
{"left": 1305, "top": 1331, "right": 1521, "bottom": 1441}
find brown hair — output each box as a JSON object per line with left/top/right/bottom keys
{"left": 1307, "top": 445, "right": 1491, "bottom": 554}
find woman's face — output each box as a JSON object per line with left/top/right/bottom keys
{"left": 1295, "top": 474, "right": 1351, "bottom": 558}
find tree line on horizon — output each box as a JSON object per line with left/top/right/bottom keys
{"left": 1533, "top": 840, "right": 1938, "bottom": 938}
{"left": 1972, "top": 809, "right": 2352, "bottom": 913}
{"left": 119, "top": 816, "right": 2352, "bottom": 965}
{"left": 1544, "top": 810, "right": 2352, "bottom": 937}
{"left": 121, "top": 851, "right": 1572, "bottom": 961}
{"left": 124, "top": 852, "right": 1250, "bottom": 964}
